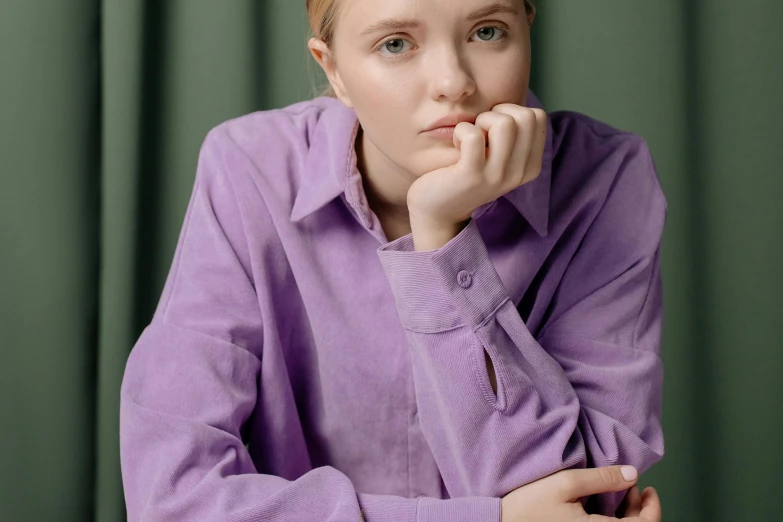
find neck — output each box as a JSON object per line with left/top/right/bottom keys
{"left": 355, "top": 126, "right": 416, "bottom": 241}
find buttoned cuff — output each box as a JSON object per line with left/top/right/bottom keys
{"left": 417, "top": 496, "right": 502, "bottom": 522}
{"left": 376, "top": 218, "right": 510, "bottom": 333}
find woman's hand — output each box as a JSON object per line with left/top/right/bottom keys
{"left": 616, "top": 485, "right": 660, "bottom": 519}
{"left": 407, "top": 103, "right": 547, "bottom": 250}
{"left": 500, "top": 465, "right": 661, "bottom": 522}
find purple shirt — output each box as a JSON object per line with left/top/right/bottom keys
{"left": 120, "top": 91, "right": 666, "bottom": 521}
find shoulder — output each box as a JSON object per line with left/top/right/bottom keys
{"left": 548, "top": 110, "right": 667, "bottom": 259}
{"left": 205, "top": 96, "right": 332, "bottom": 158}
{"left": 188, "top": 97, "right": 341, "bottom": 220}
{"left": 549, "top": 110, "right": 663, "bottom": 203}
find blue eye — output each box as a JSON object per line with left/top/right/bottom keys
{"left": 379, "top": 38, "right": 411, "bottom": 56}
{"left": 376, "top": 26, "right": 507, "bottom": 58}
{"left": 473, "top": 26, "right": 506, "bottom": 42}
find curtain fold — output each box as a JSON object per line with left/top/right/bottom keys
{"left": 2, "top": 1, "right": 780, "bottom": 520}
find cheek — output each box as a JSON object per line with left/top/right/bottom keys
{"left": 347, "top": 57, "right": 418, "bottom": 106}
{"left": 476, "top": 51, "right": 530, "bottom": 101}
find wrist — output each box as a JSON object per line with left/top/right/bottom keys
{"left": 409, "top": 213, "right": 470, "bottom": 251}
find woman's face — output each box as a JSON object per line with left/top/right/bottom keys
{"left": 313, "top": 0, "right": 534, "bottom": 177}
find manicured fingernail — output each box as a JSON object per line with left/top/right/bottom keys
{"left": 621, "top": 466, "right": 638, "bottom": 481}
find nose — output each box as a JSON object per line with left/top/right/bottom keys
{"left": 426, "top": 44, "right": 476, "bottom": 102}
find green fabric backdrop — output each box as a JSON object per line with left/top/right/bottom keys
{"left": 1, "top": 1, "right": 780, "bottom": 520}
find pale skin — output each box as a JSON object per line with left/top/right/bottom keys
{"left": 308, "top": 0, "right": 661, "bottom": 519}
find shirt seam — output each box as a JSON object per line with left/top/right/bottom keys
{"left": 161, "top": 129, "right": 266, "bottom": 352}
{"left": 398, "top": 291, "right": 509, "bottom": 334}
{"left": 217, "top": 130, "right": 264, "bottom": 293}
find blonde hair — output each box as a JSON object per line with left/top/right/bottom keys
{"left": 306, "top": 0, "right": 536, "bottom": 98}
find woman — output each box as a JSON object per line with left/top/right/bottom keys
{"left": 119, "top": 0, "right": 665, "bottom": 520}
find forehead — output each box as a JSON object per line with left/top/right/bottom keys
{"left": 339, "top": 0, "right": 522, "bottom": 28}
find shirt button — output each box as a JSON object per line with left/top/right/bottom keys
{"left": 457, "top": 270, "right": 472, "bottom": 288}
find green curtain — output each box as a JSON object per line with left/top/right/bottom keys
{"left": 1, "top": 1, "right": 780, "bottom": 520}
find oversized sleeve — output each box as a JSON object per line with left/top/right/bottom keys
{"left": 375, "top": 137, "right": 666, "bottom": 516}
{"left": 119, "top": 128, "right": 502, "bottom": 522}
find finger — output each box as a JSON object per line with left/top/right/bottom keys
{"left": 473, "top": 111, "right": 516, "bottom": 183}
{"left": 615, "top": 484, "right": 633, "bottom": 517}
{"left": 452, "top": 121, "right": 486, "bottom": 176}
{"left": 490, "top": 104, "right": 537, "bottom": 183}
{"left": 558, "top": 466, "right": 639, "bottom": 500}
{"left": 621, "top": 485, "right": 643, "bottom": 517}
{"left": 638, "top": 487, "right": 661, "bottom": 522}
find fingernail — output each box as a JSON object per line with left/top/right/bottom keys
{"left": 621, "top": 466, "right": 638, "bottom": 481}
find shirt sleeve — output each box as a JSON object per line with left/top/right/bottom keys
{"left": 119, "top": 127, "right": 502, "bottom": 522}
{"left": 375, "top": 137, "right": 666, "bottom": 517}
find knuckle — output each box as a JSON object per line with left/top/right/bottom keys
{"left": 464, "top": 132, "right": 485, "bottom": 147}
{"left": 494, "top": 103, "right": 521, "bottom": 116}
{"left": 598, "top": 467, "right": 619, "bottom": 487}
{"left": 456, "top": 129, "right": 480, "bottom": 143}
{"left": 519, "top": 108, "right": 537, "bottom": 126}
{"left": 497, "top": 115, "right": 517, "bottom": 132}
{"left": 473, "top": 113, "right": 491, "bottom": 127}
{"left": 491, "top": 102, "right": 515, "bottom": 113}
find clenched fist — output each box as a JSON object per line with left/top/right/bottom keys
{"left": 407, "top": 103, "right": 547, "bottom": 251}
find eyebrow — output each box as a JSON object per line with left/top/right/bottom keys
{"left": 359, "top": 2, "right": 520, "bottom": 36}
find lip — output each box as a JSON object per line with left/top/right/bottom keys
{"left": 422, "top": 113, "right": 478, "bottom": 133}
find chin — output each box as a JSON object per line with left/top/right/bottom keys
{"left": 404, "top": 145, "right": 461, "bottom": 177}
{"left": 411, "top": 149, "right": 459, "bottom": 178}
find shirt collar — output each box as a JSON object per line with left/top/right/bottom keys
{"left": 291, "top": 90, "right": 552, "bottom": 237}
